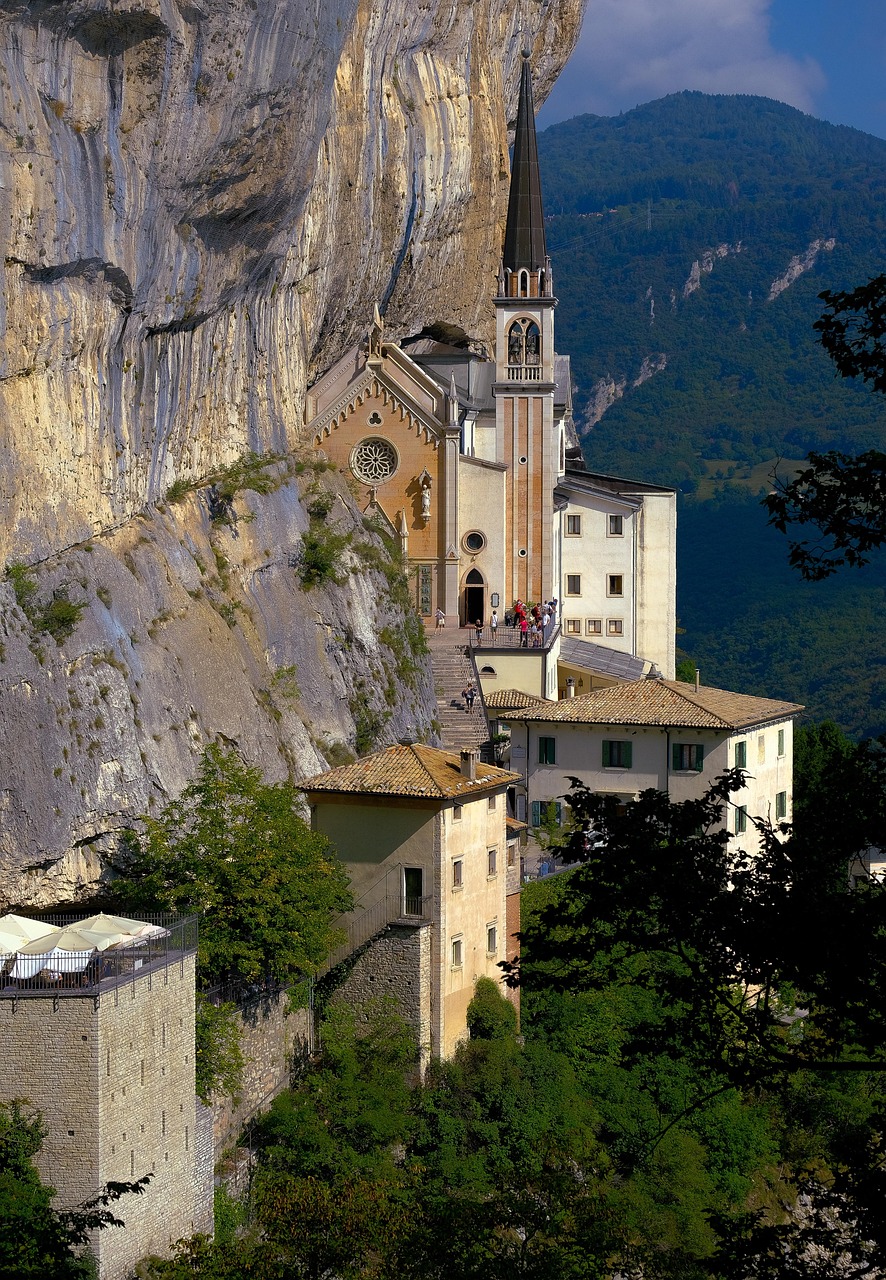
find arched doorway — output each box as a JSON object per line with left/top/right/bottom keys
{"left": 463, "top": 568, "right": 485, "bottom": 627}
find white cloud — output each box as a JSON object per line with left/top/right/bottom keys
{"left": 539, "top": 0, "right": 826, "bottom": 124}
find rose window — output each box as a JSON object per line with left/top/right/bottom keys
{"left": 351, "top": 437, "right": 398, "bottom": 484}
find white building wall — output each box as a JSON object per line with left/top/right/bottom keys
{"left": 509, "top": 716, "right": 795, "bottom": 855}
{"left": 634, "top": 492, "right": 677, "bottom": 678}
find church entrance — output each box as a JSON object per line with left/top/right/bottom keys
{"left": 463, "top": 569, "right": 485, "bottom": 627}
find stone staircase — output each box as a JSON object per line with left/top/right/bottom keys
{"left": 429, "top": 640, "right": 490, "bottom": 755}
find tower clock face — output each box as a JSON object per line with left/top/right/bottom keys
{"left": 350, "top": 437, "right": 398, "bottom": 484}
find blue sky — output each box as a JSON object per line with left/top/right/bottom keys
{"left": 538, "top": 0, "right": 886, "bottom": 140}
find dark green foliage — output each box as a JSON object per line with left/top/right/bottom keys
{"left": 537, "top": 96, "right": 886, "bottom": 731}
{"left": 5, "top": 564, "right": 85, "bottom": 645}
{"left": 0, "top": 1102, "right": 150, "bottom": 1280}
{"left": 194, "top": 996, "right": 244, "bottom": 1105}
{"left": 110, "top": 742, "right": 352, "bottom": 989}
{"left": 763, "top": 276, "right": 886, "bottom": 578}
{"left": 298, "top": 524, "right": 351, "bottom": 588}
{"left": 6, "top": 561, "right": 37, "bottom": 613}
{"left": 466, "top": 975, "right": 518, "bottom": 1040}
{"left": 38, "top": 590, "right": 86, "bottom": 644}
{"left": 538, "top": 94, "right": 886, "bottom": 490}
{"left": 210, "top": 451, "right": 284, "bottom": 505}
{"left": 165, "top": 478, "right": 192, "bottom": 503}
{"left": 676, "top": 494, "right": 886, "bottom": 738}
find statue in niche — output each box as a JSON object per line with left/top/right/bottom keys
{"left": 419, "top": 471, "right": 432, "bottom": 522}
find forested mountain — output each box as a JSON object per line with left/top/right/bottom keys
{"left": 538, "top": 94, "right": 886, "bottom": 736}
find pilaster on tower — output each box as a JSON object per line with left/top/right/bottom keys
{"left": 494, "top": 51, "right": 558, "bottom": 609}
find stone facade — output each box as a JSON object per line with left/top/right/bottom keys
{"left": 211, "top": 992, "right": 312, "bottom": 1153}
{"left": 0, "top": 953, "right": 211, "bottom": 1280}
{"left": 330, "top": 922, "right": 433, "bottom": 1061}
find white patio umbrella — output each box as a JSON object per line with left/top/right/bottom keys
{"left": 0, "top": 913, "right": 58, "bottom": 961}
{"left": 10, "top": 923, "right": 116, "bottom": 979}
{"left": 74, "top": 912, "right": 169, "bottom": 943}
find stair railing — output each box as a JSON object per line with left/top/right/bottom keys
{"left": 317, "top": 863, "right": 432, "bottom": 975}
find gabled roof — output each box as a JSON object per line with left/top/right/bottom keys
{"left": 301, "top": 744, "right": 519, "bottom": 800}
{"left": 503, "top": 54, "right": 547, "bottom": 273}
{"left": 500, "top": 679, "right": 803, "bottom": 730}
{"left": 483, "top": 688, "right": 549, "bottom": 710}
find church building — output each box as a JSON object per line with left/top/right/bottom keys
{"left": 305, "top": 55, "right": 676, "bottom": 680}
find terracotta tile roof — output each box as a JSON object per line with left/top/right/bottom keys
{"left": 483, "top": 688, "right": 548, "bottom": 710}
{"left": 499, "top": 679, "right": 803, "bottom": 730}
{"left": 301, "top": 743, "right": 520, "bottom": 800}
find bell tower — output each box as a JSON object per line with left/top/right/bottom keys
{"left": 494, "top": 51, "right": 557, "bottom": 607}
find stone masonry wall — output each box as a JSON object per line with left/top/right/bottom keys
{"left": 0, "top": 953, "right": 209, "bottom": 1280}
{"left": 211, "top": 992, "right": 312, "bottom": 1155}
{"left": 330, "top": 922, "right": 432, "bottom": 1061}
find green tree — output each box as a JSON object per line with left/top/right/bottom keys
{"left": 466, "top": 976, "right": 518, "bottom": 1041}
{"left": 0, "top": 1102, "right": 150, "bottom": 1280}
{"left": 765, "top": 276, "right": 886, "bottom": 578}
{"left": 513, "top": 775, "right": 886, "bottom": 1270}
{"left": 112, "top": 743, "right": 352, "bottom": 988}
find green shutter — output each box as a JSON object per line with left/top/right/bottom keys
{"left": 602, "top": 740, "right": 611, "bottom": 767}
{"left": 672, "top": 743, "right": 680, "bottom": 771}
{"left": 624, "top": 741, "right": 632, "bottom": 768}
{"left": 695, "top": 744, "right": 705, "bottom": 772}
{"left": 530, "top": 802, "right": 540, "bottom": 827}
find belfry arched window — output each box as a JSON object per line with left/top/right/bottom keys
{"left": 506, "top": 319, "right": 541, "bottom": 381}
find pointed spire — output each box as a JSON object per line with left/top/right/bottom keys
{"left": 502, "top": 52, "right": 547, "bottom": 273}
{"left": 447, "top": 373, "right": 459, "bottom": 427}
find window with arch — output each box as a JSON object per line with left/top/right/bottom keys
{"left": 507, "top": 319, "right": 541, "bottom": 367}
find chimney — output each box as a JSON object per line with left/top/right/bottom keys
{"left": 695, "top": 668, "right": 701, "bottom": 692}
{"left": 460, "top": 748, "right": 478, "bottom": 781}
{"left": 565, "top": 677, "right": 576, "bottom": 698}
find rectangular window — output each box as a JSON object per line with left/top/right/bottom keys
{"left": 451, "top": 937, "right": 463, "bottom": 967}
{"left": 487, "top": 848, "right": 497, "bottom": 876}
{"left": 777, "top": 728, "right": 785, "bottom": 757}
{"left": 607, "top": 574, "right": 623, "bottom": 597}
{"left": 538, "top": 736, "right": 556, "bottom": 765}
{"left": 776, "top": 791, "right": 787, "bottom": 820}
{"left": 602, "top": 740, "right": 632, "bottom": 768}
{"left": 453, "top": 804, "right": 462, "bottom": 821}
{"left": 672, "top": 743, "right": 705, "bottom": 772}
{"left": 565, "top": 618, "right": 581, "bottom": 634}
{"left": 735, "top": 805, "right": 748, "bottom": 834}
{"left": 486, "top": 925, "right": 498, "bottom": 956}
{"left": 507, "top": 844, "right": 516, "bottom": 867}
{"left": 734, "top": 740, "right": 747, "bottom": 770}
{"left": 566, "top": 574, "right": 581, "bottom": 596}
{"left": 488, "top": 794, "right": 497, "bottom": 811}
{"left": 452, "top": 859, "right": 463, "bottom": 889}
{"left": 758, "top": 735, "right": 766, "bottom": 764}
{"left": 586, "top": 618, "right": 602, "bottom": 635}
{"left": 607, "top": 619, "right": 624, "bottom": 636}
{"left": 608, "top": 514, "right": 624, "bottom": 536}
{"left": 566, "top": 514, "right": 581, "bottom": 536}
{"left": 530, "top": 800, "right": 563, "bottom": 828}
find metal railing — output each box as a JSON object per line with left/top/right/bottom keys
{"left": 318, "top": 865, "right": 432, "bottom": 976}
{"left": 468, "top": 621, "right": 560, "bottom": 651}
{"left": 0, "top": 914, "right": 198, "bottom": 1000}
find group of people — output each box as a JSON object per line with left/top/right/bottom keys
{"left": 509, "top": 598, "right": 558, "bottom": 648}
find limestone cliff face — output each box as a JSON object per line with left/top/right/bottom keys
{"left": 0, "top": 0, "right": 583, "bottom": 557}
{"left": 0, "top": 0, "right": 583, "bottom": 902}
